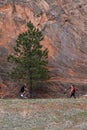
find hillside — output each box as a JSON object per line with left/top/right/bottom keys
{"left": 0, "top": 0, "right": 87, "bottom": 98}
{"left": 0, "top": 98, "right": 87, "bottom": 130}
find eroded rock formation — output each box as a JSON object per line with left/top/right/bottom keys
{"left": 0, "top": 0, "right": 87, "bottom": 98}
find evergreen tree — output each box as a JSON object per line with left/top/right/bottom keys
{"left": 8, "top": 21, "right": 50, "bottom": 98}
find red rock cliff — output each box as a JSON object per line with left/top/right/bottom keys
{"left": 0, "top": 0, "right": 87, "bottom": 98}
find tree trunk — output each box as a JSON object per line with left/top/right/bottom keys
{"left": 29, "top": 86, "right": 32, "bottom": 98}
{"left": 29, "top": 77, "right": 33, "bottom": 98}
{"left": 29, "top": 64, "right": 33, "bottom": 98}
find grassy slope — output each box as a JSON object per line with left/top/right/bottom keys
{"left": 0, "top": 98, "right": 87, "bottom": 130}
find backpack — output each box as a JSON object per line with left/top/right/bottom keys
{"left": 20, "top": 86, "right": 25, "bottom": 93}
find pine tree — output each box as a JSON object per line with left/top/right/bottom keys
{"left": 8, "top": 21, "right": 50, "bottom": 98}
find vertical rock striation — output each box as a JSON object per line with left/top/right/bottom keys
{"left": 0, "top": 0, "right": 87, "bottom": 97}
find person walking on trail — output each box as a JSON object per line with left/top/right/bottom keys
{"left": 20, "top": 84, "right": 27, "bottom": 98}
{"left": 64, "top": 84, "right": 78, "bottom": 98}
{"left": 70, "top": 84, "right": 76, "bottom": 98}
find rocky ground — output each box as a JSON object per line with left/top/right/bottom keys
{"left": 0, "top": 98, "right": 87, "bottom": 130}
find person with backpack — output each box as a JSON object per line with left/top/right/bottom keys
{"left": 20, "top": 83, "right": 27, "bottom": 98}
{"left": 64, "top": 84, "right": 79, "bottom": 98}
{"left": 70, "top": 84, "right": 76, "bottom": 98}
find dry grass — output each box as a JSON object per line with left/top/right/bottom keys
{"left": 0, "top": 98, "right": 87, "bottom": 130}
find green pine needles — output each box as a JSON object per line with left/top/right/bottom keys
{"left": 8, "top": 21, "right": 50, "bottom": 98}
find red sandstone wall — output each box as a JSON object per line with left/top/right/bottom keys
{"left": 0, "top": 0, "right": 87, "bottom": 98}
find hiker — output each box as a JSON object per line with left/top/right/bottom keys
{"left": 20, "top": 84, "right": 27, "bottom": 98}
{"left": 70, "top": 84, "right": 76, "bottom": 98}
{"left": 64, "top": 84, "right": 78, "bottom": 98}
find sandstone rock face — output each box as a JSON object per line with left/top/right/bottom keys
{"left": 0, "top": 0, "right": 87, "bottom": 98}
